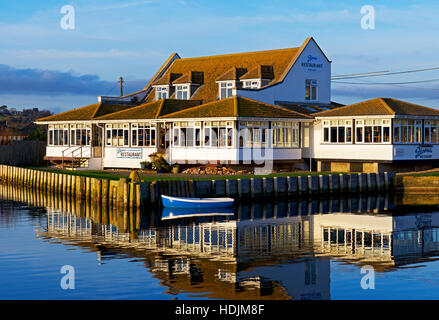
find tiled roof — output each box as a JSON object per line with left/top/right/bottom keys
{"left": 146, "top": 40, "right": 307, "bottom": 103}
{"left": 94, "top": 99, "right": 203, "bottom": 120}
{"left": 160, "top": 96, "right": 313, "bottom": 119}
{"left": 35, "top": 103, "right": 130, "bottom": 122}
{"left": 216, "top": 67, "right": 248, "bottom": 81}
{"left": 172, "top": 71, "right": 204, "bottom": 85}
{"left": 277, "top": 101, "right": 344, "bottom": 115}
{"left": 240, "top": 65, "right": 274, "bottom": 80}
{"left": 151, "top": 73, "right": 183, "bottom": 86}
{"left": 314, "top": 98, "right": 439, "bottom": 117}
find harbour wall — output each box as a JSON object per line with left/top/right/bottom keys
{"left": 0, "top": 165, "right": 397, "bottom": 208}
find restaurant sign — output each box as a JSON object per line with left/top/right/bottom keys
{"left": 117, "top": 148, "right": 143, "bottom": 159}
{"left": 301, "top": 54, "right": 323, "bottom": 73}
{"left": 415, "top": 145, "right": 433, "bottom": 159}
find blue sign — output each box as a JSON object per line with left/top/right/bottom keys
{"left": 301, "top": 54, "right": 323, "bottom": 73}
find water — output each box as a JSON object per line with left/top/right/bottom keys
{"left": 2, "top": 185, "right": 439, "bottom": 300}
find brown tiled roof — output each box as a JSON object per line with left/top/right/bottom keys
{"left": 151, "top": 72, "right": 182, "bottom": 86}
{"left": 146, "top": 41, "right": 307, "bottom": 103}
{"left": 277, "top": 101, "right": 344, "bottom": 115}
{"left": 314, "top": 98, "right": 439, "bottom": 117}
{"left": 240, "top": 65, "right": 274, "bottom": 80}
{"left": 94, "top": 99, "right": 203, "bottom": 120}
{"left": 216, "top": 67, "right": 248, "bottom": 81}
{"left": 36, "top": 103, "right": 130, "bottom": 122}
{"left": 160, "top": 96, "right": 313, "bottom": 119}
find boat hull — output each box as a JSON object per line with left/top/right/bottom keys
{"left": 161, "top": 195, "right": 234, "bottom": 209}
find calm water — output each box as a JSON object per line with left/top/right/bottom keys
{"left": 2, "top": 185, "right": 439, "bottom": 300}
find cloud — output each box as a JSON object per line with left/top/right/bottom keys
{"left": 332, "top": 83, "right": 439, "bottom": 107}
{"left": 0, "top": 64, "right": 147, "bottom": 96}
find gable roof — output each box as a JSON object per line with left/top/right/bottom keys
{"left": 35, "top": 103, "right": 131, "bottom": 122}
{"left": 160, "top": 96, "right": 313, "bottom": 119}
{"left": 146, "top": 38, "right": 317, "bottom": 103}
{"left": 94, "top": 99, "right": 203, "bottom": 120}
{"left": 314, "top": 98, "right": 439, "bottom": 117}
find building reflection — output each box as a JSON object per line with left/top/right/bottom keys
{"left": 1, "top": 183, "right": 439, "bottom": 299}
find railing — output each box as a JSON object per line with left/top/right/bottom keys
{"left": 61, "top": 146, "right": 90, "bottom": 169}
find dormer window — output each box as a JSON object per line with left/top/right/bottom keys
{"left": 155, "top": 86, "right": 168, "bottom": 100}
{"left": 176, "top": 85, "right": 189, "bottom": 100}
{"left": 219, "top": 82, "right": 234, "bottom": 99}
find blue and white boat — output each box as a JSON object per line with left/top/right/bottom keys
{"left": 162, "top": 207, "right": 234, "bottom": 220}
{"left": 161, "top": 195, "right": 234, "bottom": 209}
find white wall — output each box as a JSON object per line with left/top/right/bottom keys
{"left": 170, "top": 147, "right": 302, "bottom": 164}
{"left": 236, "top": 38, "right": 331, "bottom": 105}
{"left": 46, "top": 146, "right": 91, "bottom": 158}
{"left": 103, "top": 146, "right": 157, "bottom": 168}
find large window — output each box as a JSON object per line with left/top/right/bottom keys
{"left": 176, "top": 85, "right": 189, "bottom": 100}
{"left": 48, "top": 124, "right": 69, "bottom": 146}
{"left": 219, "top": 82, "right": 234, "bottom": 99}
{"left": 106, "top": 123, "right": 129, "bottom": 147}
{"left": 173, "top": 122, "right": 201, "bottom": 147}
{"left": 70, "top": 124, "right": 91, "bottom": 146}
{"left": 355, "top": 119, "right": 391, "bottom": 144}
{"left": 272, "top": 121, "right": 299, "bottom": 148}
{"left": 424, "top": 120, "right": 439, "bottom": 144}
{"left": 393, "top": 119, "right": 421, "bottom": 144}
{"left": 239, "top": 121, "right": 269, "bottom": 148}
{"left": 203, "top": 121, "right": 233, "bottom": 148}
{"left": 155, "top": 86, "right": 168, "bottom": 100}
{"left": 322, "top": 120, "right": 352, "bottom": 143}
{"left": 132, "top": 123, "right": 156, "bottom": 147}
{"left": 305, "top": 79, "right": 317, "bottom": 101}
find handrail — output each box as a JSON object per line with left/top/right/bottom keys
{"left": 61, "top": 146, "right": 89, "bottom": 169}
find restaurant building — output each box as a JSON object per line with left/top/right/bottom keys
{"left": 35, "top": 37, "right": 439, "bottom": 172}
{"left": 35, "top": 37, "right": 329, "bottom": 170}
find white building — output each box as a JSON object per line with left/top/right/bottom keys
{"left": 36, "top": 37, "right": 439, "bottom": 172}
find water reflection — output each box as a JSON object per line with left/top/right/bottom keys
{"left": 1, "top": 183, "right": 439, "bottom": 300}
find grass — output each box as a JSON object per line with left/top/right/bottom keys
{"left": 24, "top": 166, "right": 341, "bottom": 182}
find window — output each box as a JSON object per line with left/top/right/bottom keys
{"left": 70, "top": 124, "right": 91, "bottom": 146}
{"left": 106, "top": 123, "right": 130, "bottom": 147}
{"left": 393, "top": 119, "right": 421, "bottom": 144}
{"left": 322, "top": 120, "right": 352, "bottom": 143}
{"left": 356, "top": 119, "right": 391, "bottom": 144}
{"left": 48, "top": 124, "right": 70, "bottom": 146}
{"left": 204, "top": 121, "right": 233, "bottom": 148}
{"left": 271, "top": 121, "right": 299, "bottom": 148}
{"left": 305, "top": 79, "right": 317, "bottom": 101}
{"left": 131, "top": 123, "right": 156, "bottom": 147}
{"left": 155, "top": 86, "right": 168, "bottom": 100}
{"left": 176, "top": 85, "right": 189, "bottom": 100}
{"left": 172, "top": 122, "right": 201, "bottom": 148}
{"left": 243, "top": 80, "right": 260, "bottom": 89}
{"left": 424, "top": 120, "right": 439, "bottom": 144}
{"left": 219, "top": 82, "right": 234, "bottom": 99}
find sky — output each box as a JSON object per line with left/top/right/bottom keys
{"left": 1, "top": 0, "right": 439, "bottom": 113}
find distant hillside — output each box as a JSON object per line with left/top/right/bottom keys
{"left": 0, "top": 105, "right": 51, "bottom": 137}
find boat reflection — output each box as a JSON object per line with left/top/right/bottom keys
{"left": 162, "top": 207, "right": 234, "bottom": 220}
{"left": 2, "top": 183, "right": 439, "bottom": 300}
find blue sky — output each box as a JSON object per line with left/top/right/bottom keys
{"left": 1, "top": 0, "right": 439, "bottom": 113}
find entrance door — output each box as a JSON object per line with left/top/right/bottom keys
{"left": 92, "top": 124, "right": 103, "bottom": 158}
{"left": 157, "top": 123, "right": 170, "bottom": 153}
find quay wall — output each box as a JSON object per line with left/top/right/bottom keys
{"left": 0, "top": 165, "right": 396, "bottom": 209}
